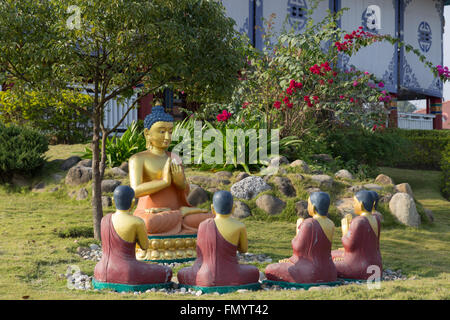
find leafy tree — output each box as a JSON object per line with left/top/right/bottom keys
{"left": 0, "top": 0, "right": 247, "bottom": 239}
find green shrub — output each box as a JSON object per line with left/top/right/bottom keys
{"left": 440, "top": 142, "right": 450, "bottom": 200}
{"left": 58, "top": 226, "right": 94, "bottom": 238}
{"left": 387, "top": 129, "right": 450, "bottom": 170}
{"left": 0, "top": 123, "right": 49, "bottom": 182}
{"left": 0, "top": 90, "right": 93, "bottom": 144}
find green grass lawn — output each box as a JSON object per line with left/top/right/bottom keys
{"left": 0, "top": 155, "right": 449, "bottom": 299}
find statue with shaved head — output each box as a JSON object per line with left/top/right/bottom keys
{"left": 264, "top": 192, "right": 338, "bottom": 285}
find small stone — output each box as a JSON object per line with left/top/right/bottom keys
{"left": 349, "top": 185, "right": 363, "bottom": 193}
{"left": 195, "top": 290, "right": 203, "bottom": 296}
{"left": 65, "top": 166, "right": 93, "bottom": 186}
{"left": 335, "top": 198, "right": 356, "bottom": 218}
{"left": 76, "top": 188, "right": 89, "bottom": 201}
{"left": 101, "top": 179, "right": 121, "bottom": 193}
{"left": 187, "top": 187, "right": 209, "bottom": 206}
{"left": 61, "top": 156, "right": 82, "bottom": 171}
{"left": 232, "top": 200, "right": 252, "bottom": 219}
{"left": 273, "top": 176, "right": 297, "bottom": 197}
{"left": 102, "top": 196, "right": 113, "bottom": 208}
{"left": 295, "top": 200, "right": 309, "bottom": 219}
{"left": 214, "top": 171, "right": 233, "bottom": 179}
{"left": 255, "top": 194, "right": 286, "bottom": 215}
{"left": 335, "top": 169, "right": 354, "bottom": 180}
{"left": 269, "top": 155, "right": 289, "bottom": 167}
{"left": 375, "top": 174, "right": 394, "bottom": 185}
{"left": 111, "top": 167, "right": 127, "bottom": 177}
{"left": 32, "top": 182, "right": 46, "bottom": 192}
{"left": 289, "top": 160, "right": 311, "bottom": 173}
{"left": 311, "top": 175, "right": 333, "bottom": 189}
{"left": 89, "top": 244, "right": 100, "bottom": 250}
{"left": 180, "top": 287, "right": 187, "bottom": 293}
{"left": 235, "top": 172, "right": 250, "bottom": 182}
{"left": 363, "top": 183, "right": 383, "bottom": 191}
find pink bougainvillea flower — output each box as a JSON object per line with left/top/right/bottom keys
{"left": 328, "top": 79, "right": 334, "bottom": 84}
{"left": 286, "top": 87, "right": 293, "bottom": 95}
{"left": 303, "top": 95, "right": 310, "bottom": 102}
{"left": 353, "top": 80, "right": 359, "bottom": 86}
{"left": 339, "top": 95, "right": 345, "bottom": 99}
{"left": 294, "top": 81, "right": 303, "bottom": 88}
{"left": 378, "top": 82, "right": 385, "bottom": 88}
{"left": 349, "top": 97, "right": 355, "bottom": 103}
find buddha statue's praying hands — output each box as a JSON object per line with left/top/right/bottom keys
{"left": 129, "top": 105, "right": 214, "bottom": 262}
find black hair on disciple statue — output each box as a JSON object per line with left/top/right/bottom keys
{"left": 355, "top": 190, "right": 375, "bottom": 212}
{"left": 212, "top": 190, "right": 234, "bottom": 215}
{"left": 309, "top": 192, "right": 330, "bottom": 216}
{"left": 113, "top": 185, "right": 135, "bottom": 210}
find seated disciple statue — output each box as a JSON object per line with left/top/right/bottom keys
{"left": 264, "top": 192, "right": 337, "bottom": 285}
{"left": 129, "top": 105, "right": 214, "bottom": 236}
{"left": 331, "top": 190, "right": 382, "bottom": 280}
{"left": 93, "top": 186, "right": 172, "bottom": 291}
{"left": 177, "top": 191, "right": 260, "bottom": 291}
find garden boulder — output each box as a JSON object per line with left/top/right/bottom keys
{"left": 61, "top": 156, "right": 82, "bottom": 171}
{"left": 375, "top": 174, "right": 394, "bottom": 185}
{"left": 335, "top": 198, "right": 356, "bottom": 218}
{"left": 65, "top": 166, "right": 92, "bottom": 186}
{"left": 389, "top": 193, "right": 421, "bottom": 227}
{"left": 232, "top": 201, "right": 252, "bottom": 219}
{"left": 187, "top": 187, "right": 209, "bottom": 206}
{"left": 273, "top": 176, "right": 296, "bottom": 198}
{"left": 101, "top": 179, "right": 121, "bottom": 193}
{"left": 230, "top": 176, "right": 271, "bottom": 200}
{"left": 290, "top": 160, "right": 311, "bottom": 173}
{"left": 363, "top": 183, "right": 383, "bottom": 191}
{"left": 395, "top": 183, "right": 414, "bottom": 198}
{"left": 295, "top": 200, "right": 309, "bottom": 219}
{"left": 311, "top": 174, "right": 334, "bottom": 189}
{"left": 335, "top": 169, "right": 354, "bottom": 180}
{"left": 256, "top": 195, "right": 286, "bottom": 215}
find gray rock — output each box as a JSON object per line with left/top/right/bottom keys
{"left": 32, "top": 182, "right": 46, "bottom": 192}
{"left": 375, "top": 174, "right": 394, "bottom": 185}
{"left": 349, "top": 185, "right": 363, "bottom": 193}
{"left": 188, "top": 176, "right": 220, "bottom": 188}
{"left": 255, "top": 195, "right": 286, "bottom": 215}
{"left": 77, "top": 159, "right": 92, "bottom": 168}
{"left": 424, "top": 208, "right": 434, "bottom": 223}
{"left": 363, "top": 183, "right": 383, "bottom": 191}
{"left": 235, "top": 172, "right": 250, "bottom": 182}
{"left": 101, "top": 179, "right": 122, "bottom": 193}
{"left": 273, "top": 176, "right": 296, "bottom": 197}
{"left": 306, "top": 187, "right": 321, "bottom": 194}
{"left": 389, "top": 193, "right": 421, "bottom": 227}
{"left": 187, "top": 187, "right": 209, "bottom": 206}
{"left": 232, "top": 201, "right": 251, "bottom": 219}
{"left": 295, "top": 200, "right": 309, "bottom": 218}
{"left": 65, "top": 166, "right": 92, "bottom": 186}
{"left": 218, "top": 179, "right": 231, "bottom": 185}
{"left": 102, "top": 196, "right": 112, "bottom": 208}
{"left": 395, "top": 183, "right": 414, "bottom": 198}
{"left": 311, "top": 175, "right": 333, "bottom": 188}
{"left": 51, "top": 173, "right": 63, "bottom": 182}
{"left": 335, "top": 169, "right": 354, "bottom": 180}
{"left": 289, "top": 160, "right": 311, "bottom": 173}
{"left": 335, "top": 198, "right": 356, "bottom": 218}
{"left": 269, "top": 155, "right": 289, "bottom": 167}
{"left": 89, "top": 244, "right": 100, "bottom": 250}
{"left": 119, "top": 162, "right": 129, "bottom": 173}
{"left": 311, "top": 154, "right": 333, "bottom": 162}
{"left": 214, "top": 171, "right": 233, "bottom": 179}
{"left": 61, "top": 156, "right": 82, "bottom": 171}
{"left": 111, "top": 167, "right": 128, "bottom": 178}
{"left": 76, "top": 188, "right": 89, "bottom": 201}
{"left": 230, "top": 176, "right": 272, "bottom": 200}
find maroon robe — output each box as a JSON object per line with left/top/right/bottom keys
{"left": 177, "top": 218, "right": 260, "bottom": 287}
{"left": 265, "top": 218, "right": 337, "bottom": 284}
{"left": 94, "top": 214, "right": 172, "bottom": 285}
{"left": 331, "top": 213, "right": 382, "bottom": 280}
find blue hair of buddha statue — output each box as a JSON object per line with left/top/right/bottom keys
{"left": 143, "top": 105, "right": 174, "bottom": 130}
{"left": 309, "top": 192, "right": 330, "bottom": 216}
{"left": 355, "top": 190, "right": 375, "bottom": 212}
{"left": 113, "top": 185, "right": 135, "bottom": 210}
{"left": 212, "top": 190, "right": 234, "bottom": 215}
{"left": 368, "top": 190, "right": 379, "bottom": 210}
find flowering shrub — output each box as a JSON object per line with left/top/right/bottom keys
{"left": 216, "top": 109, "right": 232, "bottom": 122}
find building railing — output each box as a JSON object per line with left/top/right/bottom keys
{"left": 397, "top": 112, "right": 435, "bottom": 130}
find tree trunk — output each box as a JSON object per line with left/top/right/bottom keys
{"left": 92, "top": 112, "right": 103, "bottom": 240}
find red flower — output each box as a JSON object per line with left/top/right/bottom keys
{"left": 217, "top": 110, "right": 232, "bottom": 122}
{"left": 295, "top": 82, "right": 303, "bottom": 88}
{"left": 273, "top": 101, "right": 281, "bottom": 109}
{"left": 328, "top": 79, "right": 334, "bottom": 84}
{"left": 303, "top": 95, "right": 310, "bottom": 102}
{"left": 287, "top": 103, "right": 293, "bottom": 109}
{"left": 313, "top": 96, "right": 319, "bottom": 101}
{"left": 319, "top": 79, "right": 325, "bottom": 85}
{"left": 372, "top": 124, "right": 377, "bottom": 131}
{"left": 242, "top": 101, "right": 250, "bottom": 109}
{"left": 339, "top": 95, "right": 345, "bottom": 99}
{"left": 349, "top": 97, "right": 355, "bottom": 103}
{"left": 286, "top": 87, "right": 293, "bottom": 95}
{"left": 307, "top": 101, "right": 313, "bottom": 107}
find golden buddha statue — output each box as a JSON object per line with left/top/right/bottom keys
{"left": 129, "top": 105, "right": 214, "bottom": 262}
